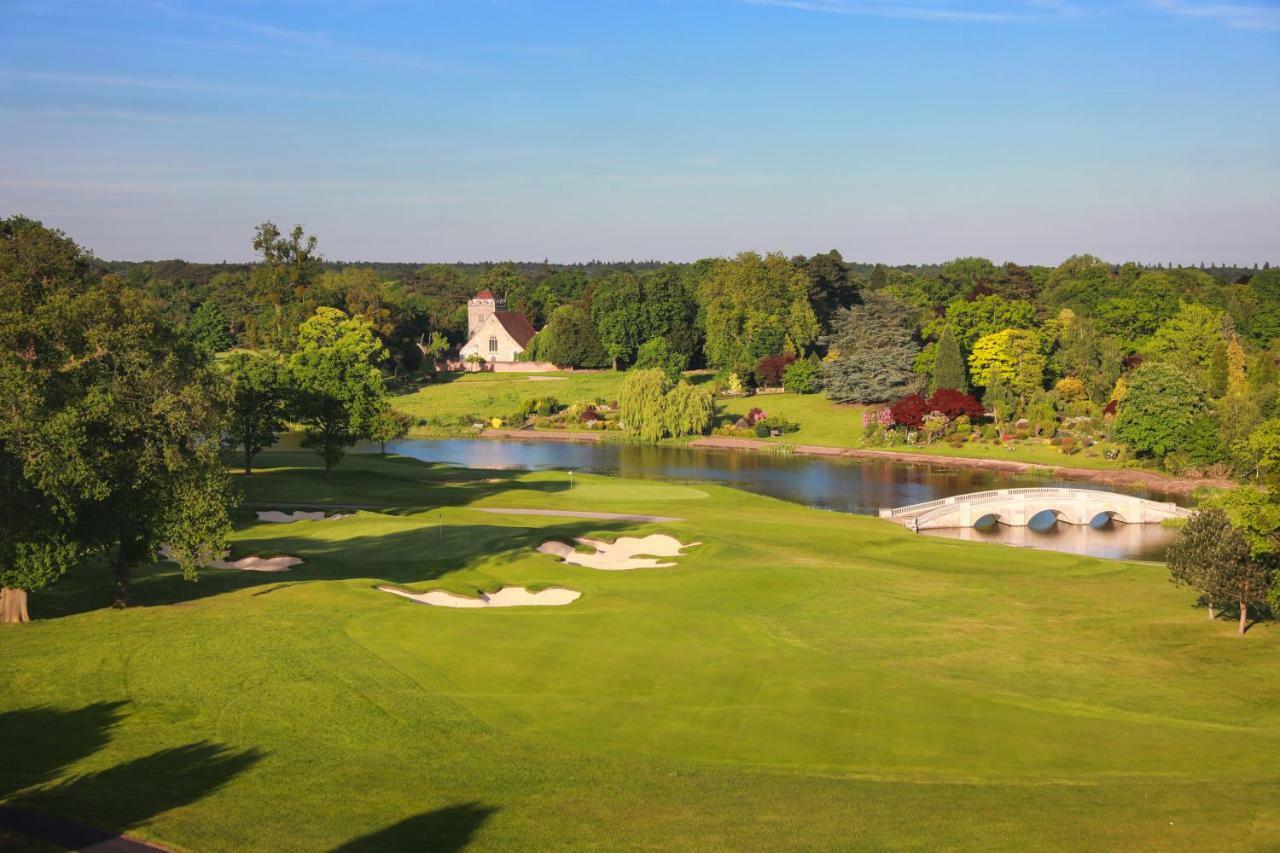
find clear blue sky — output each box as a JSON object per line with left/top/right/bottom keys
{"left": 1, "top": 0, "right": 1276, "bottom": 265}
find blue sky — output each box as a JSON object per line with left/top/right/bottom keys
{"left": 1, "top": 1, "right": 1276, "bottom": 264}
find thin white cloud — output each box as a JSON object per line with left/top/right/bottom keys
{"left": 147, "top": 2, "right": 444, "bottom": 71}
{"left": 0, "top": 69, "right": 358, "bottom": 100}
{"left": 1146, "top": 0, "right": 1280, "bottom": 30}
{"left": 739, "top": 0, "right": 1077, "bottom": 24}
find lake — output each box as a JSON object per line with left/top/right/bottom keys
{"left": 325, "top": 436, "right": 1183, "bottom": 561}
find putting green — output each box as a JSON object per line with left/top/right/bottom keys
{"left": 2, "top": 452, "right": 1277, "bottom": 851}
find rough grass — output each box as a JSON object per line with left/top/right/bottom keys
{"left": 2, "top": 452, "right": 1277, "bottom": 851}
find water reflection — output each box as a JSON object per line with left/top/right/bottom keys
{"left": 926, "top": 516, "right": 1178, "bottom": 561}
{"left": 273, "top": 435, "right": 1186, "bottom": 561}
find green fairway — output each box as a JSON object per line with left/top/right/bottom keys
{"left": 2, "top": 452, "right": 1277, "bottom": 851}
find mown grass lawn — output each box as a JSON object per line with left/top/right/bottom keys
{"left": 393, "top": 373, "right": 1133, "bottom": 470}
{"left": 4, "top": 452, "right": 1276, "bottom": 851}
{"left": 715, "top": 391, "right": 1130, "bottom": 469}
{"left": 392, "top": 371, "right": 627, "bottom": 433}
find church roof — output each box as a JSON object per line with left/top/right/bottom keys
{"left": 492, "top": 311, "right": 537, "bottom": 347}
{"left": 473, "top": 289, "right": 496, "bottom": 299}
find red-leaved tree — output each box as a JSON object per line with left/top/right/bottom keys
{"left": 927, "top": 388, "right": 984, "bottom": 419}
{"left": 756, "top": 352, "right": 796, "bottom": 387}
{"left": 889, "top": 394, "right": 930, "bottom": 428}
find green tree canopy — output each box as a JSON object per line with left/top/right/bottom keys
{"left": 1, "top": 216, "right": 235, "bottom": 615}
{"left": 589, "top": 271, "right": 647, "bottom": 369}
{"left": 968, "top": 329, "right": 1045, "bottom": 397}
{"left": 619, "top": 369, "right": 673, "bottom": 442}
{"left": 930, "top": 324, "right": 967, "bottom": 393}
{"left": 1167, "top": 508, "right": 1272, "bottom": 634}
{"left": 224, "top": 351, "right": 290, "bottom": 475}
{"left": 633, "top": 336, "right": 687, "bottom": 383}
{"left": 822, "top": 293, "right": 921, "bottom": 403}
{"left": 1113, "top": 362, "right": 1205, "bottom": 458}
{"left": 188, "top": 300, "right": 234, "bottom": 353}
{"left": 288, "top": 307, "right": 388, "bottom": 476}
{"left": 539, "top": 304, "right": 609, "bottom": 369}
{"left": 1140, "top": 302, "right": 1226, "bottom": 380}
{"left": 699, "top": 252, "right": 818, "bottom": 370}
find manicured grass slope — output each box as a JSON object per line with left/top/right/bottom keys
{"left": 2, "top": 452, "right": 1277, "bottom": 851}
{"left": 392, "top": 371, "right": 627, "bottom": 431}
{"left": 717, "top": 392, "right": 1128, "bottom": 469}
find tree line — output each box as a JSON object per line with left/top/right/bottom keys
{"left": 0, "top": 217, "right": 402, "bottom": 624}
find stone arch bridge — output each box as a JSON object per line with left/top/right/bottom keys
{"left": 880, "top": 487, "right": 1192, "bottom": 531}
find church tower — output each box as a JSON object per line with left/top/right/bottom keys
{"left": 467, "top": 289, "right": 506, "bottom": 338}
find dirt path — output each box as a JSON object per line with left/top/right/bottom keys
{"left": 0, "top": 805, "right": 168, "bottom": 852}
{"left": 476, "top": 507, "right": 683, "bottom": 522}
{"left": 687, "top": 437, "right": 1229, "bottom": 497}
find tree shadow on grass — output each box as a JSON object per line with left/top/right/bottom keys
{"left": 234, "top": 452, "right": 570, "bottom": 517}
{"left": 0, "top": 705, "right": 261, "bottom": 851}
{"left": 330, "top": 802, "right": 497, "bottom": 853}
{"left": 35, "top": 517, "right": 632, "bottom": 619}
{"left": 0, "top": 704, "right": 127, "bottom": 800}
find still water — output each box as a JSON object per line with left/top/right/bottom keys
{"left": 348, "top": 437, "right": 1184, "bottom": 562}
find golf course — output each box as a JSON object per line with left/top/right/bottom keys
{"left": 3, "top": 451, "right": 1277, "bottom": 851}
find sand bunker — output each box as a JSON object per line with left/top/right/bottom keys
{"left": 256, "top": 510, "right": 352, "bottom": 523}
{"left": 537, "top": 534, "right": 700, "bottom": 570}
{"left": 159, "top": 545, "right": 302, "bottom": 573}
{"left": 378, "top": 585, "right": 580, "bottom": 608}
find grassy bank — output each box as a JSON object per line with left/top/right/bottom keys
{"left": 392, "top": 373, "right": 1135, "bottom": 471}
{"left": 392, "top": 371, "right": 627, "bottom": 435}
{"left": 2, "top": 452, "right": 1277, "bottom": 850}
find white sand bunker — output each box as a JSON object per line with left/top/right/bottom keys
{"left": 159, "top": 545, "right": 302, "bottom": 573}
{"left": 378, "top": 585, "right": 580, "bottom": 608}
{"left": 537, "top": 534, "right": 700, "bottom": 571}
{"left": 257, "top": 510, "right": 352, "bottom": 523}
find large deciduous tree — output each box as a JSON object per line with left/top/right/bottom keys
{"left": 822, "top": 293, "right": 921, "bottom": 403}
{"left": 224, "top": 351, "right": 290, "bottom": 475}
{"left": 968, "top": 328, "right": 1044, "bottom": 397}
{"left": 1, "top": 216, "right": 234, "bottom": 615}
{"left": 1113, "top": 362, "right": 1205, "bottom": 459}
{"left": 633, "top": 336, "right": 686, "bottom": 383}
{"left": 249, "top": 221, "right": 322, "bottom": 349}
{"left": 589, "top": 271, "right": 647, "bottom": 369}
{"left": 288, "top": 307, "right": 388, "bottom": 476}
{"left": 1140, "top": 302, "right": 1226, "bottom": 381}
{"left": 1167, "top": 508, "right": 1272, "bottom": 634}
{"left": 538, "top": 304, "right": 609, "bottom": 369}
{"left": 699, "top": 252, "right": 818, "bottom": 371}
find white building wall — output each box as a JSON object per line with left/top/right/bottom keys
{"left": 460, "top": 313, "right": 525, "bottom": 363}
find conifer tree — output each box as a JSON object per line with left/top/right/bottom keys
{"left": 930, "top": 324, "right": 967, "bottom": 393}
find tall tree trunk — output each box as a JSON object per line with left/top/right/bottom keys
{"left": 0, "top": 587, "right": 30, "bottom": 624}
{"left": 244, "top": 442, "right": 253, "bottom": 476}
{"left": 113, "top": 551, "right": 132, "bottom": 609}
{"left": 1207, "top": 596, "right": 1215, "bottom": 620}
{"left": 1238, "top": 601, "right": 1248, "bottom": 635}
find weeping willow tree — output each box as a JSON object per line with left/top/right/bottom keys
{"left": 619, "top": 369, "right": 715, "bottom": 442}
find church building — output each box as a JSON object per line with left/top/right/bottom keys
{"left": 458, "top": 289, "right": 538, "bottom": 365}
